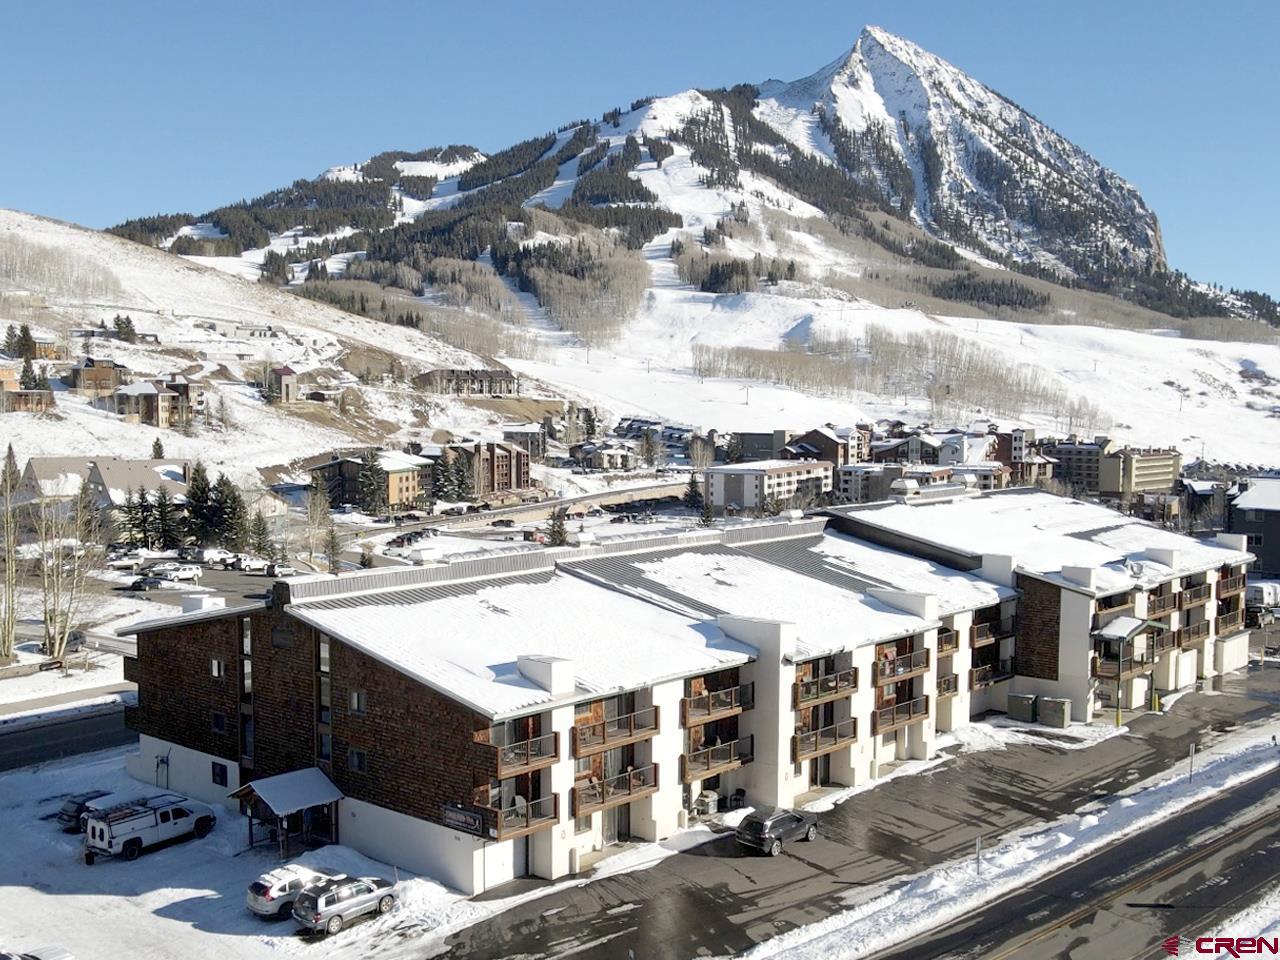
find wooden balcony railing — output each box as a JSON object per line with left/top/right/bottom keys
{"left": 1148, "top": 627, "right": 1179, "bottom": 655}
{"left": 970, "top": 621, "right": 1013, "bottom": 648}
{"left": 1180, "top": 583, "right": 1212, "bottom": 609}
{"left": 1092, "top": 651, "right": 1156, "bottom": 679}
{"left": 485, "top": 731, "right": 559, "bottom": 777}
{"left": 572, "top": 764, "right": 659, "bottom": 817}
{"left": 937, "top": 673, "right": 960, "bottom": 699}
{"left": 1216, "top": 609, "right": 1245, "bottom": 637}
{"left": 937, "top": 627, "right": 959, "bottom": 655}
{"left": 872, "top": 696, "right": 929, "bottom": 735}
{"left": 1219, "top": 574, "right": 1246, "bottom": 598}
{"left": 681, "top": 683, "right": 754, "bottom": 726}
{"left": 970, "top": 660, "right": 1015, "bottom": 689}
{"left": 1179, "top": 620, "right": 1210, "bottom": 646}
{"left": 793, "top": 667, "right": 858, "bottom": 710}
{"left": 792, "top": 719, "right": 857, "bottom": 761}
{"left": 1097, "top": 591, "right": 1134, "bottom": 613}
{"left": 572, "top": 706, "right": 659, "bottom": 757}
{"left": 681, "top": 735, "right": 754, "bottom": 783}
{"left": 873, "top": 649, "right": 930, "bottom": 686}
{"left": 1147, "top": 592, "right": 1178, "bottom": 616}
{"left": 481, "top": 794, "right": 559, "bottom": 840}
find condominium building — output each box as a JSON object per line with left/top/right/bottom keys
{"left": 704, "top": 460, "right": 833, "bottom": 515}
{"left": 1040, "top": 436, "right": 1179, "bottom": 499}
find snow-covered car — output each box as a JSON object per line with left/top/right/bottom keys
{"left": 83, "top": 794, "right": 215, "bottom": 864}
{"left": 169, "top": 564, "right": 202, "bottom": 582}
{"left": 128, "top": 576, "right": 167, "bottom": 592}
{"left": 246, "top": 865, "right": 339, "bottom": 919}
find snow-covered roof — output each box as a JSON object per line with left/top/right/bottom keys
{"left": 707, "top": 459, "right": 830, "bottom": 474}
{"left": 90, "top": 459, "right": 189, "bottom": 505}
{"left": 229, "top": 767, "right": 342, "bottom": 816}
{"left": 1095, "top": 616, "right": 1146, "bottom": 640}
{"left": 378, "top": 450, "right": 430, "bottom": 472}
{"left": 835, "top": 490, "right": 1253, "bottom": 597}
{"left": 286, "top": 570, "right": 753, "bottom": 719}
{"left": 1233, "top": 478, "right": 1280, "bottom": 512}
{"left": 114, "top": 380, "right": 176, "bottom": 397}
{"left": 21, "top": 457, "right": 95, "bottom": 498}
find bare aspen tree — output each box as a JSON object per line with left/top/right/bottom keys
{"left": 0, "top": 450, "right": 18, "bottom": 663}
{"left": 34, "top": 485, "right": 101, "bottom": 662}
{"left": 304, "top": 476, "right": 330, "bottom": 564}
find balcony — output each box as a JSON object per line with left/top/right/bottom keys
{"left": 792, "top": 719, "right": 857, "bottom": 761}
{"left": 872, "top": 649, "right": 930, "bottom": 686}
{"left": 1219, "top": 574, "right": 1246, "bottom": 599}
{"left": 572, "top": 764, "right": 659, "bottom": 817}
{"left": 872, "top": 697, "right": 929, "bottom": 735}
{"left": 481, "top": 794, "right": 559, "bottom": 840}
{"left": 681, "top": 735, "right": 754, "bottom": 782}
{"left": 970, "top": 660, "right": 1015, "bottom": 689}
{"left": 1147, "top": 592, "right": 1178, "bottom": 616}
{"left": 1148, "top": 628, "right": 1179, "bottom": 656}
{"left": 937, "top": 627, "right": 959, "bottom": 655}
{"left": 937, "top": 673, "right": 960, "bottom": 699}
{"left": 1179, "top": 620, "right": 1210, "bottom": 646}
{"left": 681, "top": 683, "right": 754, "bottom": 727}
{"left": 1216, "top": 609, "right": 1245, "bottom": 638}
{"left": 793, "top": 667, "right": 858, "bottom": 710}
{"left": 483, "top": 731, "right": 559, "bottom": 777}
{"left": 1097, "top": 591, "right": 1134, "bottom": 614}
{"left": 1092, "top": 651, "right": 1156, "bottom": 680}
{"left": 1180, "top": 583, "right": 1212, "bottom": 609}
{"left": 970, "top": 621, "right": 1013, "bottom": 649}
{"left": 572, "top": 706, "right": 659, "bottom": 758}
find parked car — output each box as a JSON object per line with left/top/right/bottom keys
{"left": 145, "top": 561, "right": 180, "bottom": 574}
{"left": 106, "top": 555, "right": 144, "bottom": 572}
{"left": 266, "top": 563, "right": 297, "bottom": 578}
{"left": 54, "top": 790, "right": 114, "bottom": 832}
{"left": 492, "top": 519, "right": 515, "bottom": 528}
{"left": 735, "top": 808, "right": 819, "bottom": 856}
{"left": 82, "top": 794, "right": 215, "bottom": 864}
{"left": 441, "top": 506, "right": 466, "bottom": 517}
{"left": 246, "top": 865, "right": 339, "bottom": 920}
{"left": 610, "top": 514, "right": 631, "bottom": 524}
{"left": 197, "top": 547, "right": 235, "bottom": 566}
{"left": 170, "top": 564, "right": 203, "bottom": 582}
{"left": 128, "top": 576, "right": 167, "bottom": 592}
{"left": 292, "top": 876, "right": 397, "bottom": 936}
{"left": 177, "top": 547, "right": 199, "bottom": 561}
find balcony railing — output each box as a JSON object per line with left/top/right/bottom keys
{"left": 872, "top": 697, "right": 929, "bottom": 735}
{"left": 1180, "top": 583, "right": 1212, "bottom": 609}
{"left": 572, "top": 764, "right": 659, "bottom": 817}
{"left": 792, "top": 719, "right": 857, "bottom": 761}
{"left": 1147, "top": 592, "right": 1178, "bottom": 616}
{"left": 970, "top": 660, "right": 1015, "bottom": 689}
{"left": 481, "top": 794, "right": 559, "bottom": 839}
{"left": 1219, "top": 574, "right": 1246, "bottom": 598}
{"left": 873, "top": 649, "right": 930, "bottom": 686}
{"left": 1097, "top": 591, "right": 1134, "bottom": 613}
{"left": 1179, "top": 620, "right": 1210, "bottom": 646}
{"left": 937, "top": 673, "right": 960, "bottom": 698}
{"left": 793, "top": 667, "right": 858, "bottom": 709}
{"left": 681, "top": 735, "right": 754, "bottom": 782}
{"left": 1216, "top": 609, "right": 1245, "bottom": 638}
{"left": 1092, "top": 650, "right": 1156, "bottom": 679}
{"left": 573, "top": 706, "right": 659, "bottom": 757}
{"left": 485, "top": 731, "right": 559, "bottom": 777}
{"left": 1148, "top": 627, "right": 1180, "bottom": 655}
{"left": 681, "top": 683, "right": 754, "bottom": 726}
{"left": 970, "top": 621, "right": 1013, "bottom": 648}
{"left": 937, "top": 627, "right": 959, "bottom": 655}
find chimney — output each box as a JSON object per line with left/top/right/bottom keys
{"left": 1061, "top": 566, "right": 1097, "bottom": 589}
{"left": 517, "top": 655, "right": 575, "bottom": 696}
{"left": 181, "top": 595, "right": 226, "bottom": 614}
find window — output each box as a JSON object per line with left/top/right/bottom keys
{"left": 241, "top": 715, "right": 255, "bottom": 760}
{"left": 241, "top": 659, "right": 253, "bottom": 698}
{"left": 211, "top": 762, "right": 228, "bottom": 787}
{"left": 1248, "top": 534, "right": 1264, "bottom": 548}
{"left": 241, "top": 618, "right": 252, "bottom": 656}
{"left": 349, "top": 689, "right": 367, "bottom": 715}
{"left": 210, "top": 711, "right": 226, "bottom": 734}
{"left": 270, "top": 626, "right": 292, "bottom": 650}
{"left": 575, "top": 755, "right": 592, "bottom": 776}
{"left": 318, "top": 636, "right": 331, "bottom": 674}
{"left": 172, "top": 807, "right": 189, "bottom": 820}
{"left": 348, "top": 749, "right": 367, "bottom": 773}
{"left": 318, "top": 676, "right": 331, "bottom": 724}
{"left": 210, "top": 659, "right": 224, "bottom": 678}
{"left": 318, "top": 732, "right": 332, "bottom": 762}
{"left": 575, "top": 815, "right": 592, "bottom": 835}
{"left": 159, "top": 810, "right": 171, "bottom": 824}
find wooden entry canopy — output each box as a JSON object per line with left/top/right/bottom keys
{"left": 229, "top": 767, "right": 343, "bottom": 858}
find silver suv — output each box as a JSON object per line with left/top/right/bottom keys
{"left": 291, "top": 876, "right": 396, "bottom": 936}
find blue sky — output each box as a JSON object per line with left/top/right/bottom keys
{"left": 2, "top": 1, "right": 1275, "bottom": 296}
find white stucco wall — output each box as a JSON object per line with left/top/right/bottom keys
{"left": 126, "top": 734, "right": 241, "bottom": 806}
{"left": 340, "top": 796, "right": 484, "bottom": 895}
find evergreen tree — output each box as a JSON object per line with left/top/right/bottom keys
{"left": 2, "top": 324, "right": 17, "bottom": 357}
{"left": 151, "top": 485, "right": 179, "bottom": 549}
{"left": 547, "top": 509, "right": 568, "bottom": 547}
{"left": 136, "top": 487, "right": 154, "bottom": 548}
{"left": 18, "top": 357, "right": 36, "bottom": 390}
{"left": 429, "top": 457, "right": 449, "bottom": 503}
{"left": 211, "top": 473, "right": 247, "bottom": 550}
{"left": 35, "top": 368, "right": 50, "bottom": 391}
{"left": 325, "top": 521, "right": 341, "bottom": 574}
{"left": 700, "top": 496, "right": 715, "bottom": 526}
{"left": 17, "top": 324, "right": 35, "bottom": 360}
{"left": 249, "top": 510, "right": 272, "bottom": 558}
{"left": 359, "top": 544, "right": 374, "bottom": 568}
{"left": 356, "top": 451, "right": 389, "bottom": 515}
{"left": 582, "top": 407, "right": 597, "bottom": 439}
{"left": 185, "top": 460, "right": 213, "bottom": 545}
{"left": 122, "top": 488, "right": 143, "bottom": 546}
{"left": 683, "top": 473, "right": 703, "bottom": 511}
{"left": 455, "top": 455, "right": 474, "bottom": 501}
{"left": 726, "top": 434, "right": 744, "bottom": 463}
{"left": 151, "top": 437, "right": 165, "bottom": 459}
{"left": 638, "top": 428, "right": 662, "bottom": 468}
{"left": 1, "top": 443, "right": 19, "bottom": 496}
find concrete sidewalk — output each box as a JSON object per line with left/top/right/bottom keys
{"left": 0, "top": 681, "right": 136, "bottom": 718}
{"left": 425, "top": 658, "right": 1280, "bottom": 960}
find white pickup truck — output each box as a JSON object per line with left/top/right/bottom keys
{"left": 82, "top": 794, "right": 216, "bottom": 864}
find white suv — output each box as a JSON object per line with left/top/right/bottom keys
{"left": 246, "top": 865, "right": 338, "bottom": 919}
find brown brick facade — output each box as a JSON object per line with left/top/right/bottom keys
{"left": 245, "top": 608, "right": 316, "bottom": 780}
{"left": 1014, "top": 573, "right": 1062, "bottom": 680}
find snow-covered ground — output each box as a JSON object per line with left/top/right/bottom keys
{"left": 0, "top": 641, "right": 123, "bottom": 707}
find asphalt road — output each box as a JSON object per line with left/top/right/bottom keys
{"left": 0, "top": 709, "right": 134, "bottom": 771}
{"left": 872, "top": 765, "right": 1280, "bottom": 960}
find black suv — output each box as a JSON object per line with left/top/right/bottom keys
{"left": 735, "top": 808, "right": 819, "bottom": 856}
